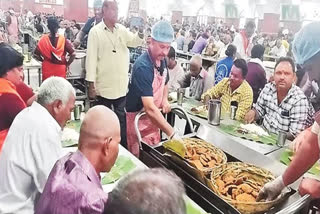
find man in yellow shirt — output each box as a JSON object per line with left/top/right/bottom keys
{"left": 202, "top": 59, "right": 253, "bottom": 121}
{"left": 86, "top": 0, "right": 143, "bottom": 148}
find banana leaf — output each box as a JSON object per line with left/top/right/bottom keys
{"left": 62, "top": 139, "right": 78, "bottom": 148}
{"left": 186, "top": 198, "right": 208, "bottom": 214}
{"left": 163, "top": 139, "right": 187, "bottom": 158}
{"left": 101, "top": 155, "right": 136, "bottom": 185}
{"left": 168, "top": 92, "right": 177, "bottom": 104}
{"left": 186, "top": 109, "right": 208, "bottom": 119}
{"left": 280, "top": 149, "right": 320, "bottom": 175}
{"left": 183, "top": 98, "right": 203, "bottom": 111}
{"left": 219, "top": 124, "right": 278, "bottom": 146}
{"left": 66, "top": 120, "right": 82, "bottom": 133}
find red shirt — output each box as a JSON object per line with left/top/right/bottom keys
{"left": 15, "top": 82, "right": 34, "bottom": 105}
{"left": 0, "top": 93, "right": 26, "bottom": 131}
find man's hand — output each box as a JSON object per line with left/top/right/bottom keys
{"left": 170, "top": 132, "right": 183, "bottom": 142}
{"left": 88, "top": 83, "right": 97, "bottom": 99}
{"left": 73, "top": 39, "right": 81, "bottom": 48}
{"left": 202, "top": 95, "right": 211, "bottom": 105}
{"left": 290, "top": 129, "right": 309, "bottom": 152}
{"left": 299, "top": 178, "right": 320, "bottom": 198}
{"left": 162, "top": 100, "right": 171, "bottom": 114}
{"left": 244, "top": 109, "right": 256, "bottom": 124}
{"left": 257, "top": 176, "right": 285, "bottom": 202}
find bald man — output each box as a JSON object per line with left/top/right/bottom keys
{"left": 187, "top": 54, "right": 212, "bottom": 101}
{"left": 35, "top": 106, "right": 120, "bottom": 214}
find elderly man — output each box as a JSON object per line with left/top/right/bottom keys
{"left": 269, "top": 38, "right": 287, "bottom": 57}
{"left": 103, "top": 168, "right": 186, "bottom": 214}
{"left": 86, "top": 0, "right": 144, "bottom": 149}
{"left": 218, "top": 34, "right": 232, "bottom": 59}
{"left": 35, "top": 106, "right": 120, "bottom": 214}
{"left": 245, "top": 57, "right": 313, "bottom": 139}
{"left": 233, "top": 21, "right": 256, "bottom": 59}
{"left": 202, "top": 59, "right": 253, "bottom": 121}
{"left": 73, "top": 0, "right": 103, "bottom": 48}
{"left": 0, "top": 77, "right": 75, "bottom": 213}
{"left": 257, "top": 22, "right": 320, "bottom": 202}
{"left": 167, "top": 46, "right": 184, "bottom": 93}
{"left": 181, "top": 54, "right": 212, "bottom": 101}
{"left": 126, "top": 20, "right": 181, "bottom": 157}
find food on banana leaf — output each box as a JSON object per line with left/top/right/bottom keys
{"left": 211, "top": 162, "right": 275, "bottom": 203}
{"left": 168, "top": 92, "right": 177, "bottom": 102}
{"left": 239, "top": 124, "right": 269, "bottom": 136}
{"left": 190, "top": 105, "right": 208, "bottom": 115}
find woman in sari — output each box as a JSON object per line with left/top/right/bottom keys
{"left": 0, "top": 43, "right": 26, "bottom": 152}
{"left": 34, "top": 16, "right": 75, "bottom": 81}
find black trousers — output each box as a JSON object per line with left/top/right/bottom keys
{"left": 94, "top": 96, "right": 127, "bottom": 149}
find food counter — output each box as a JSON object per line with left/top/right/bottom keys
{"left": 62, "top": 119, "right": 209, "bottom": 214}
{"left": 137, "top": 98, "right": 312, "bottom": 213}
{"left": 62, "top": 95, "right": 313, "bottom": 213}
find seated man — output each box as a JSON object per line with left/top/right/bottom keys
{"left": 269, "top": 39, "right": 287, "bottom": 57}
{"left": 246, "top": 44, "right": 267, "bottom": 103}
{"left": 167, "top": 46, "right": 185, "bottom": 93}
{"left": 202, "top": 59, "right": 253, "bottom": 121}
{"left": 214, "top": 44, "right": 237, "bottom": 85}
{"left": 103, "top": 168, "right": 186, "bottom": 214}
{"left": 245, "top": 57, "right": 313, "bottom": 139}
{"left": 35, "top": 106, "right": 119, "bottom": 214}
{"left": 0, "top": 77, "right": 75, "bottom": 213}
{"left": 181, "top": 54, "right": 212, "bottom": 101}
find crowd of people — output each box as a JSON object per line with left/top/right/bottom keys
{"left": 170, "top": 19, "right": 293, "bottom": 60}
{"left": 0, "top": 0, "right": 320, "bottom": 213}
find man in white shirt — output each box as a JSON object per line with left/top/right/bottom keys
{"left": 218, "top": 34, "right": 232, "bottom": 59}
{"left": 0, "top": 77, "right": 75, "bottom": 214}
{"left": 269, "top": 39, "right": 287, "bottom": 57}
{"left": 86, "top": 0, "right": 143, "bottom": 148}
{"left": 214, "top": 34, "right": 225, "bottom": 53}
{"left": 232, "top": 21, "right": 256, "bottom": 59}
{"left": 167, "top": 47, "right": 185, "bottom": 93}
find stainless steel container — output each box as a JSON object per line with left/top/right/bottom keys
{"left": 27, "top": 52, "right": 32, "bottom": 62}
{"left": 74, "top": 104, "right": 82, "bottom": 120}
{"left": 22, "top": 44, "right": 28, "bottom": 55}
{"left": 230, "top": 105, "right": 237, "bottom": 120}
{"left": 277, "top": 131, "right": 287, "bottom": 147}
{"left": 185, "top": 87, "right": 190, "bottom": 98}
{"left": 208, "top": 99, "right": 221, "bottom": 126}
{"left": 68, "top": 50, "right": 86, "bottom": 79}
{"left": 177, "top": 88, "right": 185, "bottom": 106}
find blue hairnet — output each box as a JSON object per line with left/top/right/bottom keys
{"left": 151, "top": 20, "right": 174, "bottom": 43}
{"left": 292, "top": 22, "right": 320, "bottom": 65}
